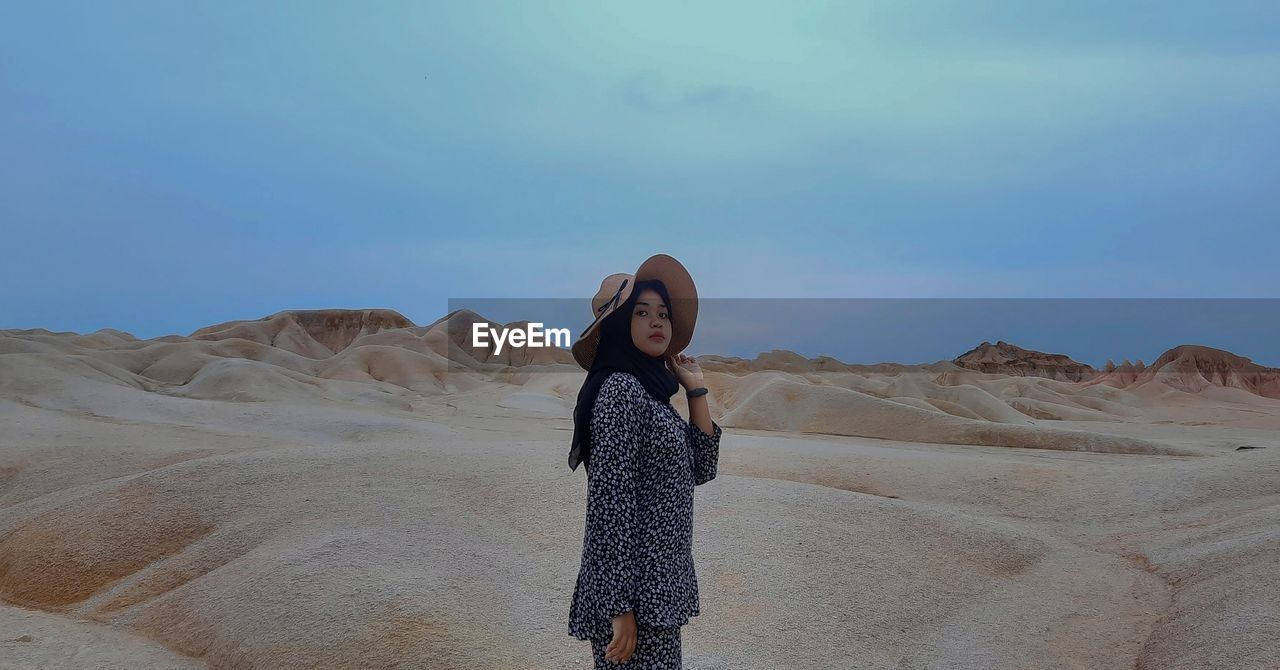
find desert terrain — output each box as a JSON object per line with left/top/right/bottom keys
{"left": 1, "top": 309, "right": 1277, "bottom": 669}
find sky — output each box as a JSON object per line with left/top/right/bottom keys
{"left": 3, "top": 2, "right": 1279, "bottom": 364}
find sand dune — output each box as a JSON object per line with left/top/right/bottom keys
{"left": 1, "top": 311, "right": 1278, "bottom": 668}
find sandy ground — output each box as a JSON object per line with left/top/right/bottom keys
{"left": 0, "top": 602, "right": 203, "bottom": 669}
{"left": 1, "top": 322, "right": 1278, "bottom": 668}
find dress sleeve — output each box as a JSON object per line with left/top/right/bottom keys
{"left": 584, "top": 373, "right": 646, "bottom": 620}
{"left": 688, "top": 418, "right": 722, "bottom": 486}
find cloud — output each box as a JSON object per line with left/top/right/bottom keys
{"left": 613, "top": 72, "right": 768, "bottom": 111}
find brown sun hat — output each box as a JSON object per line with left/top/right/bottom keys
{"left": 571, "top": 254, "right": 698, "bottom": 370}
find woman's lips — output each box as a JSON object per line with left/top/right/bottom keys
{"left": 649, "top": 334, "right": 665, "bottom": 341}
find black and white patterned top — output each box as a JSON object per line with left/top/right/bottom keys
{"left": 568, "top": 371, "right": 723, "bottom": 640}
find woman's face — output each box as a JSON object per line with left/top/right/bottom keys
{"left": 630, "top": 288, "right": 672, "bottom": 358}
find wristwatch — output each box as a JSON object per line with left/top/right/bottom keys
{"left": 686, "top": 386, "right": 709, "bottom": 398}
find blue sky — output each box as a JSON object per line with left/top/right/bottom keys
{"left": 3, "top": 2, "right": 1278, "bottom": 363}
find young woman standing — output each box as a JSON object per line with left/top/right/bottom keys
{"left": 567, "top": 254, "right": 722, "bottom": 668}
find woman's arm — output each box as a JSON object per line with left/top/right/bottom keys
{"left": 688, "top": 391, "right": 714, "bottom": 439}
{"left": 669, "top": 353, "right": 721, "bottom": 486}
{"left": 687, "top": 392, "right": 722, "bottom": 486}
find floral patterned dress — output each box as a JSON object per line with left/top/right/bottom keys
{"left": 569, "top": 371, "right": 723, "bottom": 647}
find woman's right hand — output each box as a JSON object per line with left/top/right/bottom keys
{"left": 605, "top": 611, "right": 637, "bottom": 663}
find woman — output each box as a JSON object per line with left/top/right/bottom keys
{"left": 567, "top": 254, "right": 722, "bottom": 668}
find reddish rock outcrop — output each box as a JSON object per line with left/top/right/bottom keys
{"left": 1125, "top": 345, "right": 1280, "bottom": 399}
{"left": 191, "top": 309, "right": 415, "bottom": 358}
{"left": 952, "top": 340, "right": 1096, "bottom": 382}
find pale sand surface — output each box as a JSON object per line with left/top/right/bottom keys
{"left": 1, "top": 319, "right": 1278, "bottom": 669}
{"left": 0, "top": 602, "right": 203, "bottom": 669}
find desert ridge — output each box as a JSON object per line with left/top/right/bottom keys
{"left": 7, "top": 308, "right": 1276, "bottom": 452}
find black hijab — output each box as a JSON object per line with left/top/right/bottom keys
{"left": 568, "top": 279, "right": 680, "bottom": 472}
